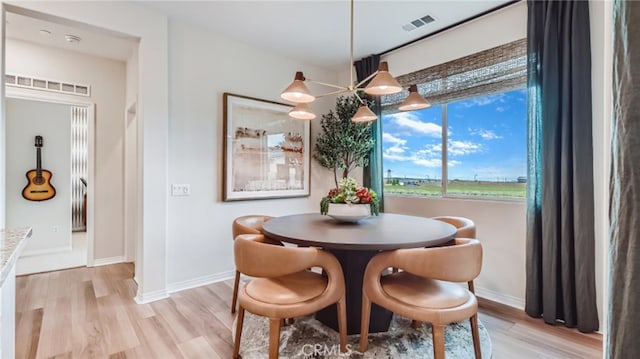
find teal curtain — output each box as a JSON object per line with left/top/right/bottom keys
{"left": 525, "top": 0, "right": 599, "bottom": 332}
{"left": 355, "top": 56, "right": 384, "bottom": 212}
{"left": 608, "top": 1, "right": 640, "bottom": 357}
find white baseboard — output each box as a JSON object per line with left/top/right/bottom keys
{"left": 167, "top": 270, "right": 236, "bottom": 294}
{"left": 92, "top": 256, "right": 125, "bottom": 267}
{"left": 21, "top": 245, "right": 72, "bottom": 257}
{"left": 475, "top": 286, "right": 525, "bottom": 310}
{"left": 135, "top": 289, "right": 169, "bottom": 304}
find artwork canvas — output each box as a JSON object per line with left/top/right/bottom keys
{"left": 223, "top": 93, "right": 310, "bottom": 201}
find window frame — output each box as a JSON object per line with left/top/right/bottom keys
{"left": 383, "top": 87, "right": 527, "bottom": 202}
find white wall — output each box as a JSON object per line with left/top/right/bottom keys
{"left": 5, "top": 38, "right": 127, "bottom": 261}
{"left": 165, "top": 20, "right": 337, "bottom": 289}
{"left": 0, "top": 9, "right": 5, "bottom": 229}
{"left": 6, "top": 98, "right": 71, "bottom": 254}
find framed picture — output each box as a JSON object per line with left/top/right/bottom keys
{"left": 223, "top": 93, "right": 310, "bottom": 201}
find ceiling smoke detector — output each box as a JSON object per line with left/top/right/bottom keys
{"left": 65, "top": 34, "right": 81, "bottom": 43}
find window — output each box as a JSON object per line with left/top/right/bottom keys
{"left": 381, "top": 39, "right": 527, "bottom": 199}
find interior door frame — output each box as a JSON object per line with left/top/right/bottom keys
{"left": 123, "top": 101, "right": 138, "bottom": 269}
{"left": 6, "top": 90, "right": 96, "bottom": 266}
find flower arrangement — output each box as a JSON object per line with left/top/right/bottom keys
{"left": 320, "top": 177, "right": 380, "bottom": 216}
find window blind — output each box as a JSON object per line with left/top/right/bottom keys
{"left": 381, "top": 38, "right": 527, "bottom": 108}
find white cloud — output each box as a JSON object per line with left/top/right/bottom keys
{"left": 383, "top": 152, "right": 411, "bottom": 161}
{"left": 459, "top": 93, "right": 506, "bottom": 108}
{"left": 386, "top": 146, "right": 405, "bottom": 154}
{"left": 386, "top": 112, "right": 442, "bottom": 138}
{"left": 448, "top": 140, "right": 481, "bottom": 156}
{"left": 469, "top": 128, "right": 502, "bottom": 140}
{"left": 416, "top": 144, "right": 442, "bottom": 157}
{"left": 383, "top": 143, "right": 442, "bottom": 168}
{"left": 496, "top": 106, "right": 506, "bottom": 112}
{"left": 383, "top": 133, "right": 407, "bottom": 145}
{"left": 413, "top": 158, "right": 442, "bottom": 167}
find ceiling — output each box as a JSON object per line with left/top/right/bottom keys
{"left": 5, "top": 1, "right": 515, "bottom": 70}
{"left": 5, "top": 11, "right": 138, "bottom": 62}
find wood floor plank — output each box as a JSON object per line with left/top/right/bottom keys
{"left": 18, "top": 272, "right": 50, "bottom": 312}
{"left": 15, "top": 308, "right": 43, "bottom": 359}
{"left": 149, "top": 298, "right": 199, "bottom": 344}
{"left": 95, "top": 293, "right": 140, "bottom": 354}
{"left": 71, "top": 320, "right": 107, "bottom": 358}
{"left": 133, "top": 315, "right": 184, "bottom": 358}
{"left": 15, "top": 263, "right": 603, "bottom": 359}
{"left": 177, "top": 336, "right": 221, "bottom": 359}
{"left": 37, "top": 296, "right": 73, "bottom": 358}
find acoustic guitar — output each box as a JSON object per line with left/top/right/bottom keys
{"left": 22, "top": 135, "right": 56, "bottom": 201}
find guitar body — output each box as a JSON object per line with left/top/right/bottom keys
{"left": 23, "top": 136, "right": 56, "bottom": 201}
{"left": 22, "top": 169, "right": 56, "bottom": 201}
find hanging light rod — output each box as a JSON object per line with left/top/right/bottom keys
{"left": 280, "top": 0, "right": 428, "bottom": 122}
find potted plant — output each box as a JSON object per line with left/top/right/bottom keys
{"left": 314, "top": 96, "right": 379, "bottom": 220}
{"left": 320, "top": 177, "right": 379, "bottom": 221}
{"left": 314, "top": 95, "right": 375, "bottom": 187}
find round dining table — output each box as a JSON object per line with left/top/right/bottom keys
{"left": 262, "top": 212, "right": 457, "bottom": 335}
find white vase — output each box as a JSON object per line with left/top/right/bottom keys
{"left": 326, "top": 203, "right": 371, "bottom": 223}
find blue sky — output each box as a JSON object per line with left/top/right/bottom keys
{"left": 382, "top": 88, "right": 527, "bottom": 182}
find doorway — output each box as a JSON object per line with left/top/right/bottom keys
{"left": 5, "top": 96, "right": 95, "bottom": 275}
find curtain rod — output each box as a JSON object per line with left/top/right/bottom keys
{"left": 377, "top": 0, "right": 523, "bottom": 57}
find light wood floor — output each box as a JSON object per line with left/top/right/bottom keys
{"left": 15, "top": 263, "right": 602, "bottom": 358}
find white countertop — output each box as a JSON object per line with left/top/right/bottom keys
{"left": 0, "top": 227, "right": 32, "bottom": 287}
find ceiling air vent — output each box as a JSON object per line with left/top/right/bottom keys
{"left": 5, "top": 73, "right": 91, "bottom": 97}
{"left": 402, "top": 14, "right": 436, "bottom": 32}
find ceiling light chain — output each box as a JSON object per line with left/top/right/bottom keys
{"left": 280, "top": 0, "right": 430, "bottom": 121}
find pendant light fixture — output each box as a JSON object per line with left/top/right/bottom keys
{"left": 281, "top": 0, "right": 410, "bottom": 122}
{"left": 398, "top": 84, "right": 431, "bottom": 111}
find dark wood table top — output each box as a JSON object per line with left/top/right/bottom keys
{"left": 262, "top": 213, "right": 457, "bottom": 250}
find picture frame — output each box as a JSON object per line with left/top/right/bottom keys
{"left": 223, "top": 93, "right": 310, "bottom": 201}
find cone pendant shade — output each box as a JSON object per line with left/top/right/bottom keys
{"left": 364, "top": 62, "right": 402, "bottom": 96}
{"left": 281, "top": 71, "right": 315, "bottom": 103}
{"left": 398, "top": 84, "right": 430, "bottom": 111}
{"left": 352, "top": 105, "right": 377, "bottom": 122}
{"left": 288, "top": 103, "right": 316, "bottom": 120}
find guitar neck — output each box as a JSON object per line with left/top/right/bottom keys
{"left": 36, "top": 147, "right": 42, "bottom": 178}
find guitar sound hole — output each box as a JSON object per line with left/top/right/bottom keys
{"left": 33, "top": 177, "right": 45, "bottom": 185}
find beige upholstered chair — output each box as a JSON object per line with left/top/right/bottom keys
{"left": 233, "top": 234, "right": 347, "bottom": 359}
{"left": 360, "top": 238, "right": 483, "bottom": 359}
{"left": 432, "top": 216, "right": 477, "bottom": 293}
{"left": 231, "top": 215, "right": 275, "bottom": 314}
{"left": 431, "top": 215, "right": 476, "bottom": 239}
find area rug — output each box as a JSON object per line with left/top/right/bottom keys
{"left": 234, "top": 312, "right": 491, "bottom": 358}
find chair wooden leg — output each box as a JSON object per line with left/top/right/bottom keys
{"left": 432, "top": 324, "right": 445, "bottom": 359}
{"left": 231, "top": 270, "right": 241, "bottom": 314}
{"left": 268, "top": 318, "right": 282, "bottom": 359}
{"left": 336, "top": 295, "right": 348, "bottom": 353}
{"left": 468, "top": 280, "right": 476, "bottom": 294}
{"left": 360, "top": 292, "right": 372, "bottom": 352}
{"left": 232, "top": 306, "right": 245, "bottom": 359}
{"left": 470, "top": 314, "right": 482, "bottom": 359}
